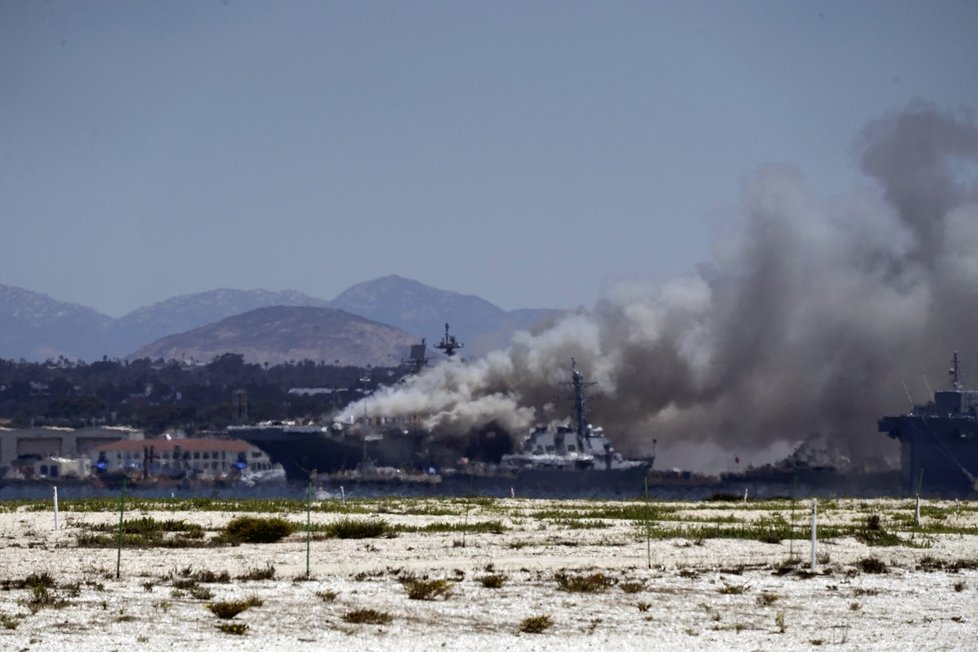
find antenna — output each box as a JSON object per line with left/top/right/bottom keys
{"left": 435, "top": 322, "right": 463, "bottom": 358}
{"left": 949, "top": 351, "right": 962, "bottom": 390}
{"left": 902, "top": 382, "right": 914, "bottom": 409}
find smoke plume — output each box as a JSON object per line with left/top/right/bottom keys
{"left": 341, "top": 102, "right": 978, "bottom": 471}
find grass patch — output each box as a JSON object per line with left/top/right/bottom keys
{"left": 221, "top": 516, "right": 293, "bottom": 544}
{"left": 619, "top": 581, "right": 644, "bottom": 594}
{"left": 519, "top": 614, "right": 554, "bottom": 634}
{"left": 217, "top": 622, "right": 249, "bottom": 635}
{"left": 207, "top": 596, "right": 263, "bottom": 619}
{"left": 478, "top": 573, "right": 507, "bottom": 589}
{"left": 326, "top": 518, "right": 392, "bottom": 539}
{"left": 856, "top": 557, "right": 888, "bottom": 574}
{"left": 402, "top": 577, "right": 454, "bottom": 600}
{"left": 342, "top": 608, "right": 392, "bottom": 625}
{"left": 237, "top": 564, "right": 275, "bottom": 581}
{"left": 316, "top": 589, "right": 339, "bottom": 602}
{"left": 555, "top": 572, "right": 614, "bottom": 593}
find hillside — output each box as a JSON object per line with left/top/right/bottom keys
{"left": 129, "top": 306, "right": 416, "bottom": 367}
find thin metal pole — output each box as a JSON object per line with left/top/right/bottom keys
{"left": 116, "top": 477, "right": 126, "bottom": 579}
{"left": 810, "top": 498, "right": 818, "bottom": 572}
{"left": 306, "top": 479, "right": 312, "bottom": 579}
{"left": 644, "top": 476, "right": 651, "bottom": 570}
{"left": 53, "top": 486, "right": 59, "bottom": 531}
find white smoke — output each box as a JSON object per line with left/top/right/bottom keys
{"left": 341, "top": 102, "right": 978, "bottom": 471}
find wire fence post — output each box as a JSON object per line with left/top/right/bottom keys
{"left": 644, "top": 476, "right": 651, "bottom": 570}
{"left": 306, "top": 479, "right": 312, "bottom": 579}
{"left": 810, "top": 498, "right": 818, "bottom": 572}
{"left": 53, "top": 486, "right": 59, "bottom": 531}
{"left": 116, "top": 477, "right": 126, "bottom": 579}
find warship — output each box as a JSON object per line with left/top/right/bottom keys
{"left": 233, "top": 339, "right": 653, "bottom": 495}
{"left": 878, "top": 352, "right": 978, "bottom": 494}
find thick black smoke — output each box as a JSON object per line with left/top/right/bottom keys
{"left": 341, "top": 102, "right": 978, "bottom": 472}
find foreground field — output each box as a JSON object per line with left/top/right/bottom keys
{"left": 1, "top": 496, "right": 977, "bottom": 650}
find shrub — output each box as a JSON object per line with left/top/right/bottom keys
{"left": 327, "top": 518, "right": 391, "bottom": 539}
{"left": 316, "top": 590, "right": 338, "bottom": 602}
{"left": 402, "top": 577, "right": 454, "bottom": 600}
{"left": 217, "top": 622, "right": 249, "bottom": 635}
{"left": 519, "top": 614, "right": 554, "bottom": 634}
{"left": 478, "top": 574, "right": 506, "bottom": 589}
{"left": 857, "top": 557, "right": 888, "bottom": 574}
{"left": 223, "top": 516, "right": 293, "bottom": 544}
{"left": 620, "top": 581, "right": 644, "bottom": 594}
{"left": 208, "top": 596, "right": 263, "bottom": 619}
{"left": 555, "top": 572, "right": 614, "bottom": 593}
{"left": 342, "top": 608, "right": 392, "bottom": 625}
{"left": 237, "top": 565, "right": 275, "bottom": 581}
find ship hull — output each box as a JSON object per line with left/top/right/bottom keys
{"left": 879, "top": 414, "right": 978, "bottom": 494}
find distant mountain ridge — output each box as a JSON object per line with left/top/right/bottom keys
{"left": 130, "top": 306, "right": 415, "bottom": 367}
{"left": 0, "top": 278, "right": 562, "bottom": 365}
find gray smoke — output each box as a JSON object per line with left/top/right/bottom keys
{"left": 341, "top": 102, "right": 978, "bottom": 471}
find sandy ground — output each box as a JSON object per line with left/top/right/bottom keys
{"left": 1, "top": 498, "right": 977, "bottom": 650}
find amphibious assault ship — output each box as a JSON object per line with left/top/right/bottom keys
{"left": 879, "top": 352, "right": 978, "bottom": 494}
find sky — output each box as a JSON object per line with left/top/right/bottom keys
{"left": 2, "top": 1, "right": 977, "bottom": 317}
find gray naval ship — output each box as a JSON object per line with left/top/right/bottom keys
{"left": 879, "top": 352, "right": 978, "bottom": 494}
{"left": 500, "top": 358, "right": 650, "bottom": 474}
{"left": 232, "top": 344, "right": 652, "bottom": 496}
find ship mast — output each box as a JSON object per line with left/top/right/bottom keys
{"left": 567, "top": 358, "right": 596, "bottom": 452}
{"left": 950, "top": 351, "right": 962, "bottom": 391}
{"left": 435, "top": 322, "right": 463, "bottom": 358}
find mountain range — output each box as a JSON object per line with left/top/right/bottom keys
{"left": 0, "top": 277, "right": 560, "bottom": 366}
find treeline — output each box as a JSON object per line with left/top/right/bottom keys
{"left": 0, "top": 354, "right": 406, "bottom": 434}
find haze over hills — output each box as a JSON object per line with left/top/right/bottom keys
{"left": 0, "top": 278, "right": 561, "bottom": 365}
{"left": 330, "top": 275, "right": 561, "bottom": 354}
{"left": 130, "top": 306, "right": 416, "bottom": 367}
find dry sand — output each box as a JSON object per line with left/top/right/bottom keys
{"left": 1, "top": 497, "right": 977, "bottom": 650}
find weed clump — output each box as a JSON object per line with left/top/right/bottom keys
{"left": 208, "top": 596, "right": 263, "bottom": 619}
{"left": 478, "top": 574, "right": 507, "bottom": 589}
{"left": 342, "top": 608, "right": 392, "bottom": 625}
{"left": 217, "top": 622, "right": 249, "bottom": 635}
{"left": 519, "top": 614, "right": 554, "bottom": 634}
{"left": 222, "top": 516, "right": 293, "bottom": 544}
{"left": 237, "top": 564, "right": 276, "bottom": 581}
{"left": 619, "top": 581, "right": 644, "bottom": 594}
{"left": 402, "top": 577, "right": 454, "bottom": 600}
{"left": 327, "top": 518, "right": 392, "bottom": 539}
{"left": 856, "top": 557, "right": 888, "bottom": 574}
{"left": 555, "top": 572, "right": 614, "bottom": 593}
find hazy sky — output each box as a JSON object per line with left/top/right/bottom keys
{"left": 2, "top": 1, "right": 977, "bottom": 317}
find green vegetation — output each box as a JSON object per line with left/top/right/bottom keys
{"left": 222, "top": 516, "right": 293, "bottom": 544}
{"left": 342, "top": 608, "right": 393, "bottom": 625}
{"left": 401, "top": 577, "right": 454, "bottom": 600}
{"left": 325, "top": 518, "right": 392, "bottom": 539}
{"left": 237, "top": 564, "right": 276, "bottom": 581}
{"left": 78, "top": 517, "right": 206, "bottom": 548}
{"left": 519, "top": 614, "right": 554, "bottom": 634}
{"left": 555, "top": 572, "right": 615, "bottom": 593}
{"left": 217, "top": 622, "right": 249, "bottom": 635}
{"left": 478, "top": 574, "right": 507, "bottom": 589}
{"left": 208, "top": 596, "right": 263, "bottom": 619}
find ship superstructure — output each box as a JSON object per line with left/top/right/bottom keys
{"left": 501, "top": 359, "right": 650, "bottom": 472}
{"left": 879, "top": 352, "right": 978, "bottom": 494}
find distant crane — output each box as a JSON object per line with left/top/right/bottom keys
{"left": 435, "top": 322, "right": 463, "bottom": 358}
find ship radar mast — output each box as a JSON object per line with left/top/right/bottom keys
{"left": 565, "top": 358, "right": 597, "bottom": 452}
{"left": 402, "top": 338, "right": 428, "bottom": 374}
{"left": 950, "top": 351, "right": 962, "bottom": 391}
{"left": 435, "top": 322, "right": 463, "bottom": 358}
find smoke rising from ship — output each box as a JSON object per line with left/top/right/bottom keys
{"left": 340, "top": 102, "right": 978, "bottom": 468}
